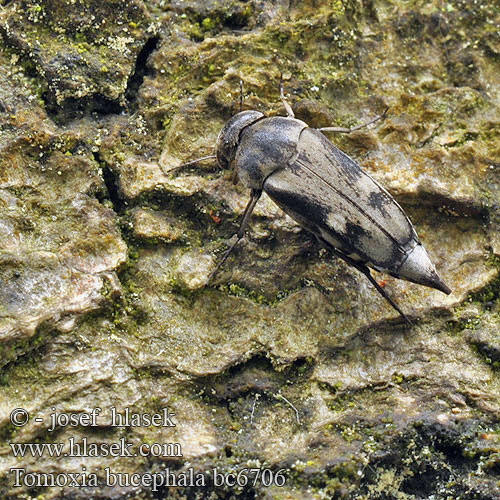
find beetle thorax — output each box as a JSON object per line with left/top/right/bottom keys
{"left": 216, "top": 110, "right": 264, "bottom": 170}
{"left": 232, "top": 116, "right": 309, "bottom": 189}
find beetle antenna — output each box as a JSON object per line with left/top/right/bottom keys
{"left": 239, "top": 79, "right": 244, "bottom": 113}
{"left": 161, "top": 154, "right": 217, "bottom": 176}
{"left": 280, "top": 73, "right": 295, "bottom": 118}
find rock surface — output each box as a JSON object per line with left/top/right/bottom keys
{"left": 0, "top": 0, "right": 500, "bottom": 499}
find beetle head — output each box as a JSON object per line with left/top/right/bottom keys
{"left": 216, "top": 110, "right": 264, "bottom": 170}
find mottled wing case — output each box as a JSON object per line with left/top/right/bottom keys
{"left": 263, "top": 128, "right": 418, "bottom": 272}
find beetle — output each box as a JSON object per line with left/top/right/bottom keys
{"left": 176, "top": 81, "right": 451, "bottom": 323}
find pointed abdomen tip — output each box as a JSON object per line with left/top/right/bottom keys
{"left": 398, "top": 244, "right": 452, "bottom": 295}
{"left": 433, "top": 275, "right": 452, "bottom": 295}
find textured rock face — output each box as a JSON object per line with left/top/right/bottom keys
{"left": 0, "top": 0, "right": 153, "bottom": 120}
{"left": 0, "top": 0, "right": 500, "bottom": 499}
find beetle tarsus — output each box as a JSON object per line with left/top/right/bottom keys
{"left": 207, "top": 234, "right": 244, "bottom": 284}
{"left": 326, "top": 244, "right": 412, "bottom": 326}
{"left": 360, "top": 266, "right": 413, "bottom": 326}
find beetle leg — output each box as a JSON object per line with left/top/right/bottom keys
{"left": 280, "top": 75, "right": 295, "bottom": 118}
{"left": 231, "top": 166, "right": 239, "bottom": 184}
{"left": 319, "top": 107, "right": 389, "bottom": 134}
{"left": 317, "top": 239, "right": 412, "bottom": 325}
{"left": 207, "top": 189, "right": 262, "bottom": 283}
{"left": 355, "top": 264, "right": 413, "bottom": 326}
{"left": 235, "top": 189, "right": 262, "bottom": 239}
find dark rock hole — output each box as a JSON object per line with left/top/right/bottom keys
{"left": 125, "top": 36, "right": 160, "bottom": 110}
{"left": 400, "top": 465, "right": 450, "bottom": 497}
{"left": 41, "top": 36, "right": 160, "bottom": 123}
{"left": 93, "top": 152, "right": 124, "bottom": 213}
{"left": 44, "top": 94, "right": 123, "bottom": 124}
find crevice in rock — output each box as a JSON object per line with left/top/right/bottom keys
{"left": 93, "top": 152, "right": 124, "bottom": 214}
{"left": 467, "top": 333, "right": 500, "bottom": 367}
{"left": 44, "top": 94, "right": 123, "bottom": 125}
{"left": 193, "top": 354, "right": 314, "bottom": 403}
{"left": 125, "top": 36, "right": 160, "bottom": 111}
{"left": 151, "top": 482, "right": 256, "bottom": 500}
{"left": 467, "top": 268, "right": 500, "bottom": 307}
{"left": 0, "top": 34, "right": 160, "bottom": 124}
{"left": 357, "top": 419, "right": 498, "bottom": 499}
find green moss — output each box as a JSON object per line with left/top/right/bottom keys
{"left": 468, "top": 254, "right": 500, "bottom": 306}
{"left": 1, "top": 0, "right": 500, "bottom": 497}
{"left": 0, "top": 322, "right": 55, "bottom": 370}
{"left": 224, "top": 282, "right": 267, "bottom": 304}
{"left": 340, "top": 425, "right": 363, "bottom": 443}
{"left": 218, "top": 280, "right": 306, "bottom": 306}
{"left": 0, "top": 420, "right": 17, "bottom": 443}
{"left": 391, "top": 372, "right": 405, "bottom": 384}
{"left": 202, "top": 17, "right": 216, "bottom": 31}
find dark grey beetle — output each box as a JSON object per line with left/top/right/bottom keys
{"left": 191, "top": 85, "right": 451, "bottom": 322}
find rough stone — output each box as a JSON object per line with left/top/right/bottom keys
{"left": 1, "top": 0, "right": 500, "bottom": 499}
